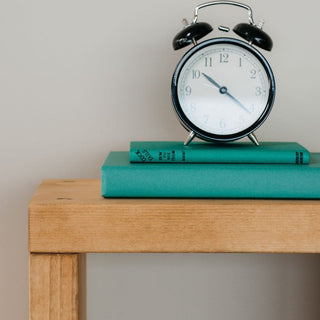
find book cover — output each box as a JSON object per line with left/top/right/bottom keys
{"left": 101, "top": 151, "right": 320, "bottom": 198}
{"left": 129, "top": 141, "right": 310, "bottom": 164}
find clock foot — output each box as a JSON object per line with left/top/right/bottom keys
{"left": 184, "top": 131, "right": 196, "bottom": 146}
{"left": 248, "top": 132, "right": 260, "bottom": 146}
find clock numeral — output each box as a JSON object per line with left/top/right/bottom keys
{"left": 185, "top": 86, "right": 192, "bottom": 96}
{"left": 219, "top": 119, "right": 226, "bottom": 129}
{"left": 205, "top": 57, "right": 212, "bottom": 67}
{"left": 220, "top": 53, "right": 229, "bottom": 63}
{"left": 239, "top": 57, "right": 242, "bottom": 67}
{"left": 255, "top": 87, "right": 262, "bottom": 96}
{"left": 250, "top": 69, "right": 257, "bottom": 79}
{"left": 192, "top": 69, "right": 201, "bottom": 79}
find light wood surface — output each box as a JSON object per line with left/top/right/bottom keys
{"left": 29, "top": 179, "right": 320, "bottom": 253}
{"left": 29, "top": 253, "right": 79, "bottom": 320}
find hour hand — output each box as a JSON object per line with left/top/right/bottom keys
{"left": 201, "top": 72, "right": 222, "bottom": 89}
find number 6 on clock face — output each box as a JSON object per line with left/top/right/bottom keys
{"left": 171, "top": 37, "right": 275, "bottom": 144}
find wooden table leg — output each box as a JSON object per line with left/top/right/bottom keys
{"left": 29, "top": 253, "right": 80, "bottom": 320}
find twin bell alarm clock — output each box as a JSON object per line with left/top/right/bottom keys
{"left": 171, "top": 1, "right": 275, "bottom": 146}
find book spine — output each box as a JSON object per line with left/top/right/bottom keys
{"left": 130, "top": 148, "right": 184, "bottom": 162}
{"left": 129, "top": 148, "right": 309, "bottom": 164}
{"left": 101, "top": 163, "right": 320, "bottom": 198}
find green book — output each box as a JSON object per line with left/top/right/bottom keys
{"left": 130, "top": 141, "right": 310, "bottom": 164}
{"left": 101, "top": 151, "right": 320, "bottom": 198}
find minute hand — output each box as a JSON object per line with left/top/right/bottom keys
{"left": 201, "top": 72, "right": 251, "bottom": 114}
{"left": 225, "top": 91, "right": 251, "bottom": 114}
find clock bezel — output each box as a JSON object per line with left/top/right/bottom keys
{"left": 171, "top": 37, "right": 276, "bottom": 142}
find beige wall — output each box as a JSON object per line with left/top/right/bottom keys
{"left": 1, "top": 0, "right": 320, "bottom": 319}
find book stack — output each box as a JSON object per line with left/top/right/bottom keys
{"left": 101, "top": 141, "right": 320, "bottom": 198}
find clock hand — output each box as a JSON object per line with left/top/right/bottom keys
{"left": 201, "top": 72, "right": 251, "bottom": 114}
{"left": 201, "top": 72, "right": 222, "bottom": 90}
{"left": 225, "top": 91, "right": 251, "bottom": 114}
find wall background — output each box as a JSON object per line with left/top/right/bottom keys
{"left": 1, "top": 0, "right": 320, "bottom": 319}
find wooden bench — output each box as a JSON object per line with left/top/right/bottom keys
{"left": 28, "top": 179, "right": 320, "bottom": 319}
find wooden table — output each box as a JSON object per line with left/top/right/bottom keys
{"left": 28, "top": 179, "right": 320, "bottom": 319}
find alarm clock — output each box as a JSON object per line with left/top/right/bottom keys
{"left": 171, "top": 1, "right": 275, "bottom": 146}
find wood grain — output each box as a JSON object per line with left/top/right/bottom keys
{"left": 29, "top": 179, "right": 320, "bottom": 253}
{"left": 29, "top": 253, "right": 79, "bottom": 320}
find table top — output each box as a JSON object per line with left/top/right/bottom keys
{"left": 28, "top": 179, "right": 320, "bottom": 253}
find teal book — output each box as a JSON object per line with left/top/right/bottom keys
{"left": 101, "top": 151, "right": 320, "bottom": 198}
{"left": 129, "top": 141, "right": 310, "bottom": 164}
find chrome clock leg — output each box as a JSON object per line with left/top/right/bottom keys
{"left": 248, "top": 132, "right": 259, "bottom": 146}
{"left": 184, "top": 131, "right": 196, "bottom": 146}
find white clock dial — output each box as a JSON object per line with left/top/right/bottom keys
{"left": 176, "top": 41, "right": 271, "bottom": 136}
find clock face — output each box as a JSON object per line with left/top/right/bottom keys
{"left": 172, "top": 38, "right": 275, "bottom": 141}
